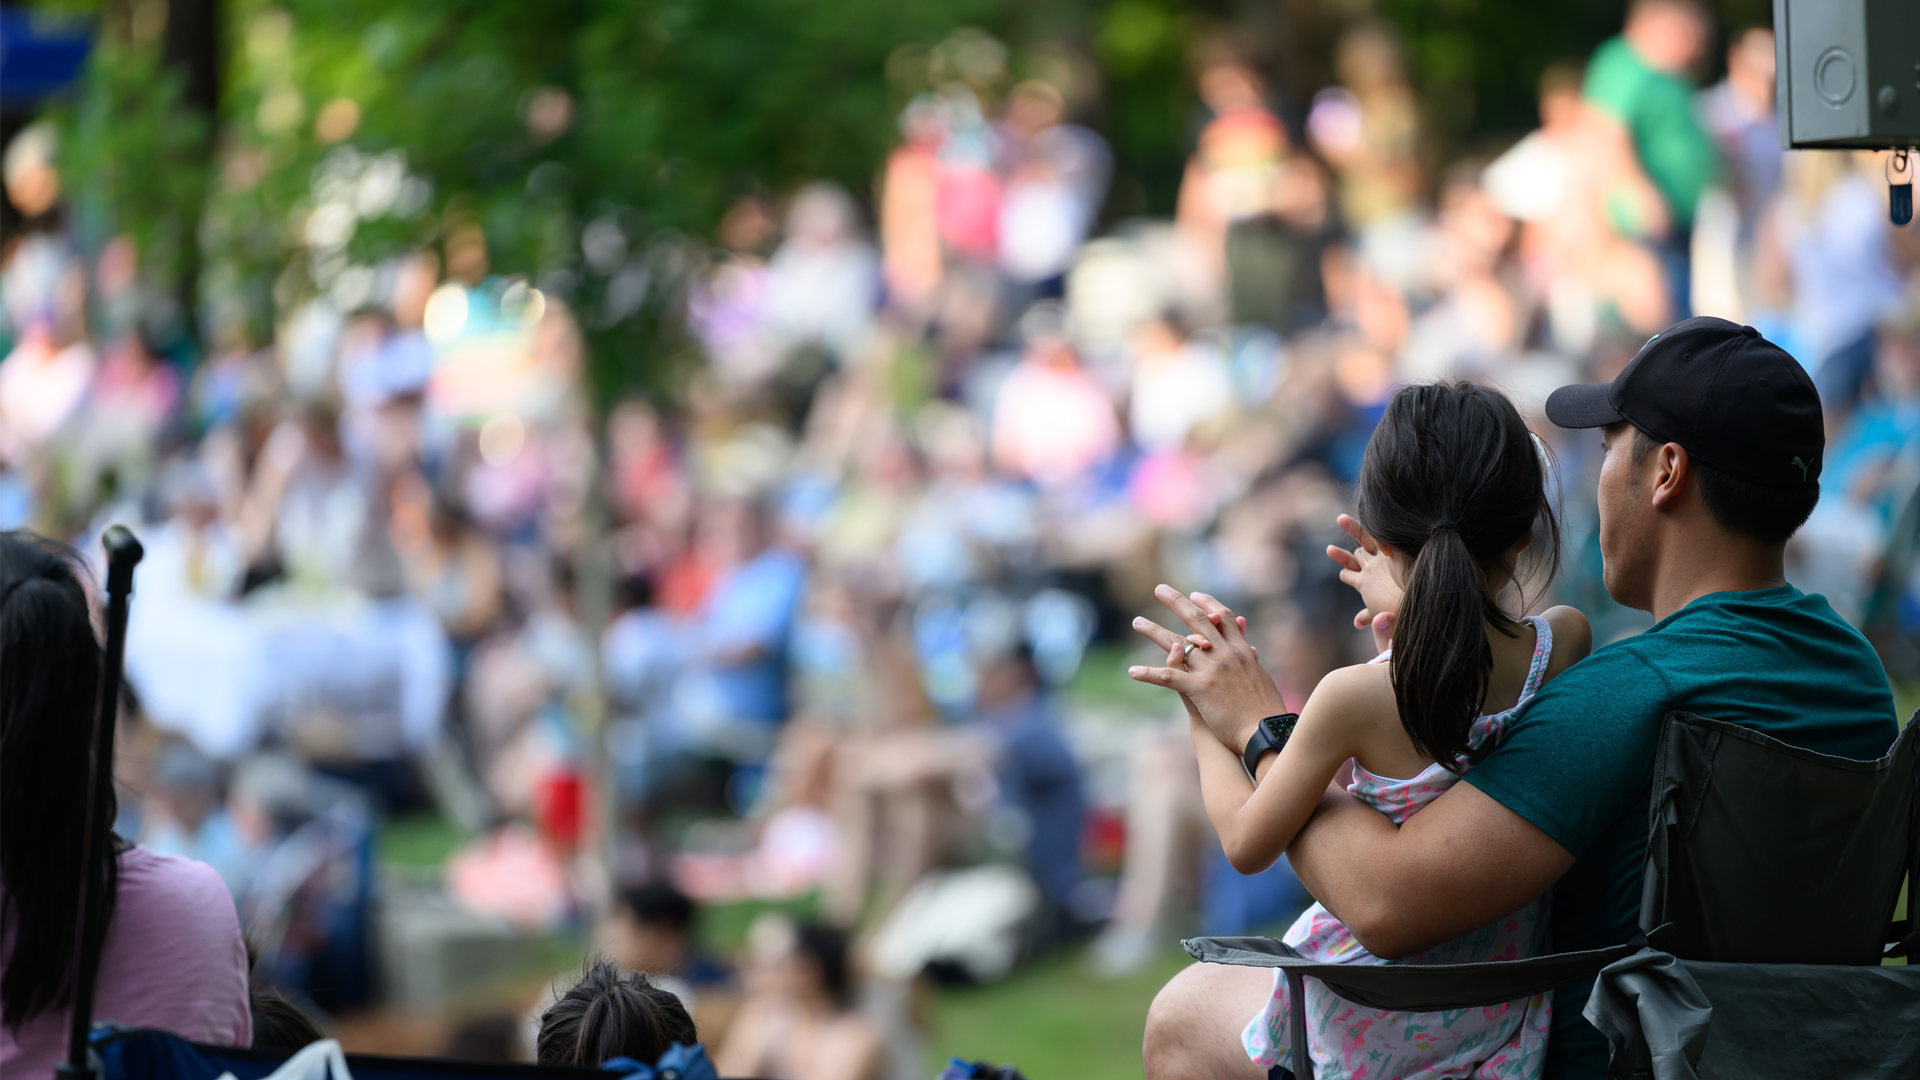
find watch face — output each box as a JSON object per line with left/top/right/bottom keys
{"left": 1266, "top": 713, "right": 1298, "bottom": 745}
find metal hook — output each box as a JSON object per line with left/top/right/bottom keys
{"left": 1889, "top": 148, "right": 1914, "bottom": 184}
{"left": 1890, "top": 149, "right": 1914, "bottom": 228}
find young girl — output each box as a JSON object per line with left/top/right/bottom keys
{"left": 1130, "top": 382, "right": 1591, "bottom": 1079}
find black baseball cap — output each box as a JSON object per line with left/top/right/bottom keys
{"left": 1545, "top": 316, "right": 1823, "bottom": 489}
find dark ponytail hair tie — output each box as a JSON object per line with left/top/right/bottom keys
{"left": 1431, "top": 520, "right": 1459, "bottom": 533}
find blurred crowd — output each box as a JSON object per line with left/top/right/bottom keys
{"left": 4, "top": 1, "right": 1920, "bottom": 1075}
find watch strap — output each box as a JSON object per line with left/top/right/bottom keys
{"left": 1242, "top": 712, "right": 1300, "bottom": 781}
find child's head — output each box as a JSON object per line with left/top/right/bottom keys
{"left": 608, "top": 880, "right": 697, "bottom": 976}
{"left": 535, "top": 960, "right": 697, "bottom": 1068}
{"left": 1356, "top": 381, "right": 1558, "bottom": 767}
{"left": 250, "top": 988, "right": 325, "bottom": 1052}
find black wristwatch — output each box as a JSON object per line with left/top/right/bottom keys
{"left": 1242, "top": 713, "right": 1299, "bottom": 781}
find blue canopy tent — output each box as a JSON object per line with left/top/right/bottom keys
{"left": 0, "top": 7, "right": 91, "bottom": 106}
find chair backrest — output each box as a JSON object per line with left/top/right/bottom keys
{"left": 92, "top": 1029, "right": 738, "bottom": 1080}
{"left": 1640, "top": 710, "right": 1919, "bottom": 965}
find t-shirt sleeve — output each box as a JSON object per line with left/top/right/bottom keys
{"left": 96, "top": 850, "right": 252, "bottom": 1049}
{"left": 1464, "top": 644, "right": 1671, "bottom": 857}
{"left": 1581, "top": 38, "right": 1639, "bottom": 123}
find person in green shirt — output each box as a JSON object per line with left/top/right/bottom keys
{"left": 1584, "top": 0, "right": 1718, "bottom": 319}
{"left": 1135, "top": 318, "right": 1901, "bottom": 1080}
{"left": 1584, "top": 0, "right": 1718, "bottom": 230}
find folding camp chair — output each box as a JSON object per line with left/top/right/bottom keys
{"left": 1185, "top": 710, "right": 1920, "bottom": 1080}
{"left": 88, "top": 1028, "right": 721, "bottom": 1080}
{"left": 91, "top": 1028, "right": 605, "bottom": 1080}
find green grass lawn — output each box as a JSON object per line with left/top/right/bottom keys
{"left": 921, "top": 946, "right": 1195, "bottom": 1080}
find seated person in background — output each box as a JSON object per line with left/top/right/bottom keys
{"left": 250, "top": 989, "right": 324, "bottom": 1052}
{"left": 605, "top": 880, "right": 737, "bottom": 1038}
{"left": 2, "top": 531, "right": 253, "bottom": 1076}
{"left": 536, "top": 961, "right": 697, "bottom": 1068}
{"left": 715, "top": 917, "right": 881, "bottom": 1080}
{"left": 828, "top": 645, "right": 1085, "bottom": 930}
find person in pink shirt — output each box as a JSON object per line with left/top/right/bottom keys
{"left": 1, "top": 530, "right": 251, "bottom": 1079}
{"left": 990, "top": 311, "right": 1120, "bottom": 487}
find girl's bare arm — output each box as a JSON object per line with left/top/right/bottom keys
{"left": 1193, "top": 664, "right": 1387, "bottom": 875}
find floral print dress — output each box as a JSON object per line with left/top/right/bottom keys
{"left": 1242, "top": 616, "right": 1556, "bottom": 1079}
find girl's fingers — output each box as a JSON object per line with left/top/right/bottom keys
{"left": 1171, "top": 635, "right": 1211, "bottom": 668}
{"left": 1337, "top": 513, "right": 1381, "bottom": 555}
{"left": 1371, "top": 611, "right": 1396, "bottom": 653}
{"left": 1353, "top": 607, "right": 1374, "bottom": 630}
{"left": 1187, "top": 592, "right": 1247, "bottom": 645}
{"left": 1128, "top": 664, "right": 1204, "bottom": 695}
{"left": 1130, "top": 616, "right": 1186, "bottom": 654}
{"left": 1326, "top": 544, "right": 1362, "bottom": 573}
{"left": 1155, "top": 585, "right": 1227, "bottom": 646}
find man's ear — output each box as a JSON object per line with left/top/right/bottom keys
{"left": 1648, "top": 442, "right": 1691, "bottom": 509}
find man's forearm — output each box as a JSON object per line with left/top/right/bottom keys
{"left": 1286, "top": 780, "right": 1577, "bottom": 961}
{"left": 1285, "top": 788, "right": 1407, "bottom": 952}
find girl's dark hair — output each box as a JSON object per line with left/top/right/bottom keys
{"left": 792, "top": 921, "right": 853, "bottom": 1010}
{"left": 535, "top": 960, "right": 697, "bottom": 1068}
{"left": 1355, "top": 383, "right": 1559, "bottom": 771}
{"left": 251, "top": 988, "right": 325, "bottom": 1051}
{"left": 1, "top": 530, "right": 117, "bottom": 1029}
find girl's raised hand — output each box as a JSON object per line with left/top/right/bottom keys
{"left": 1129, "top": 585, "right": 1288, "bottom": 753}
{"left": 1326, "top": 513, "right": 1401, "bottom": 653}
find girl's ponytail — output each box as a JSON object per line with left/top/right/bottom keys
{"left": 1354, "top": 383, "right": 1559, "bottom": 772}
{"left": 1390, "top": 523, "right": 1506, "bottom": 767}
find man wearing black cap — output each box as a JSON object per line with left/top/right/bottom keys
{"left": 1138, "top": 318, "right": 1901, "bottom": 1080}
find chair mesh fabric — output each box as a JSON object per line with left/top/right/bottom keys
{"left": 1639, "top": 711, "right": 1918, "bottom": 964}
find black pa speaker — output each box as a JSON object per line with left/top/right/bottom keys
{"left": 1775, "top": 0, "right": 1920, "bottom": 149}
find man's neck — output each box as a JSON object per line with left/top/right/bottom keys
{"left": 1647, "top": 528, "right": 1788, "bottom": 622}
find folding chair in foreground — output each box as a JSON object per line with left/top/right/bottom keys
{"left": 89, "top": 1028, "right": 720, "bottom": 1080}
{"left": 1186, "top": 711, "right": 1920, "bottom": 1080}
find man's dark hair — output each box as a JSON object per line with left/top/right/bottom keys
{"left": 536, "top": 960, "right": 696, "bottom": 1067}
{"left": 617, "top": 879, "right": 696, "bottom": 933}
{"left": 251, "top": 988, "right": 325, "bottom": 1051}
{"left": 1631, "top": 428, "right": 1818, "bottom": 543}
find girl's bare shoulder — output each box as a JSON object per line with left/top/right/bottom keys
{"left": 1303, "top": 659, "right": 1432, "bottom": 776}
{"left": 1301, "top": 660, "right": 1402, "bottom": 733}
{"left": 1540, "top": 605, "right": 1594, "bottom": 680}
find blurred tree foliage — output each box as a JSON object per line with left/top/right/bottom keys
{"left": 44, "top": 0, "right": 1773, "bottom": 401}
{"left": 166, "top": 0, "right": 1172, "bottom": 400}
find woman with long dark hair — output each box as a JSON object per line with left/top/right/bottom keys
{"left": 1129, "top": 382, "right": 1594, "bottom": 1079}
{"left": 1, "top": 530, "right": 251, "bottom": 1076}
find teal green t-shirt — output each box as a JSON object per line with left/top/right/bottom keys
{"left": 1464, "top": 586, "right": 1899, "bottom": 1080}
{"left": 1582, "top": 35, "right": 1717, "bottom": 227}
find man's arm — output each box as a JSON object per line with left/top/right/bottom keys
{"left": 1286, "top": 779, "right": 1575, "bottom": 960}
